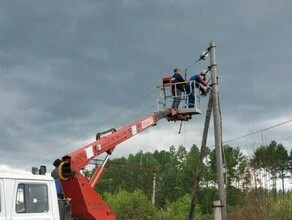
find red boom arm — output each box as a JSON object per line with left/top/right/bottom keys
{"left": 59, "top": 109, "right": 171, "bottom": 220}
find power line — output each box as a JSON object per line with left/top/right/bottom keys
{"left": 223, "top": 119, "right": 292, "bottom": 145}
{"left": 12, "top": 89, "right": 157, "bottom": 169}
{"left": 14, "top": 96, "right": 292, "bottom": 170}
{"left": 10, "top": 47, "right": 212, "bottom": 169}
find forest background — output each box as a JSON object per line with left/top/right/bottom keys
{"left": 85, "top": 140, "right": 292, "bottom": 220}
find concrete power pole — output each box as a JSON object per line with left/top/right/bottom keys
{"left": 209, "top": 41, "right": 226, "bottom": 220}
{"left": 188, "top": 94, "right": 213, "bottom": 220}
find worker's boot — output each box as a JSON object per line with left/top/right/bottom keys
{"left": 178, "top": 114, "right": 191, "bottom": 121}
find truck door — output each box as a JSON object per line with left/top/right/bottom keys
{"left": 11, "top": 182, "right": 56, "bottom": 220}
{"left": 0, "top": 179, "right": 6, "bottom": 220}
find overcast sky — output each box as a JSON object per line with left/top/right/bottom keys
{"left": 1, "top": 1, "right": 292, "bottom": 174}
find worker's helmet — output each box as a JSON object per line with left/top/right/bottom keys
{"left": 200, "top": 69, "right": 207, "bottom": 76}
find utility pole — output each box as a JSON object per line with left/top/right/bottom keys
{"left": 209, "top": 41, "right": 226, "bottom": 219}
{"left": 188, "top": 94, "right": 213, "bottom": 220}
{"left": 152, "top": 171, "right": 157, "bottom": 205}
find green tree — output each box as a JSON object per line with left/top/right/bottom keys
{"left": 223, "top": 145, "right": 247, "bottom": 188}
{"left": 251, "top": 144, "right": 270, "bottom": 189}
{"left": 209, "top": 145, "right": 247, "bottom": 208}
{"left": 96, "top": 157, "right": 133, "bottom": 194}
{"left": 198, "top": 186, "right": 217, "bottom": 214}
{"left": 209, "top": 145, "right": 247, "bottom": 187}
{"left": 181, "top": 144, "right": 200, "bottom": 194}
{"left": 274, "top": 143, "right": 289, "bottom": 193}
{"left": 289, "top": 149, "right": 292, "bottom": 173}
{"left": 161, "top": 194, "right": 202, "bottom": 220}
{"left": 251, "top": 141, "right": 289, "bottom": 192}
{"left": 103, "top": 189, "right": 159, "bottom": 220}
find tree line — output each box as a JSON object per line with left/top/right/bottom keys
{"left": 89, "top": 140, "right": 292, "bottom": 219}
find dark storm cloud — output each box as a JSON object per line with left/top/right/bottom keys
{"left": 0, "top": 0, "right": 292, "bottom": 169}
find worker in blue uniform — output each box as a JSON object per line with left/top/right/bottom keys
{"left": 171, "top": 68, "right": 185, "bottom": 115}
{"left": 51, "top": 159, "right": 64, "bottom": 199}
{"left": 187, "top": 69, "right": 211, "bottom": 108}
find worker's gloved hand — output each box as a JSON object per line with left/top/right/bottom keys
{"left": 201, "top": 86, "right": 211, "bottom": 96}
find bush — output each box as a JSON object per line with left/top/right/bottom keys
{"left": 103, "top": 189, "right": 159, "bottom": 220}
{"left": 160, "top": 194, "right": 202, "bottom": 220}
{"left": 269, "top": 193, "right": 292, "bottom": 219}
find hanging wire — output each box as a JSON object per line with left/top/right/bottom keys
{"left": 11, "top": 89, "right": 157, "bottom": 170}
{"left": 183, "top": 47, "right": 210, "bottom": 80}
{"left": 12, "top": 47, "right": 212, "bottom": 169}
{"left": 179, "top": 48, "right": 211, "bottom": 132}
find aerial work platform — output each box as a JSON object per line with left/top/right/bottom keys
{"left": 157, "top": 76, "right": 202, "bottom": 121}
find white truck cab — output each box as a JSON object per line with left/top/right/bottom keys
{"left": 0, "top": 171, "right": 63, "bottom": 220}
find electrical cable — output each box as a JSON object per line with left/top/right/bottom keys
{"left": 183, "top": 47, "right": 210, "bottom": 80}
{"left": 11, "top": 89, "right": 157, "bottom": 170}
{"left": 23, "top": 51, "right": 207, "bottom": 168}
{"left": 222, "top": 119, "right": 292, "bottom": 145}
{"left": 13, "top": 47, "right": 292, "bottom": 171}
{"left": 13, "top": 47, "right": 212, "bottom": 170}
